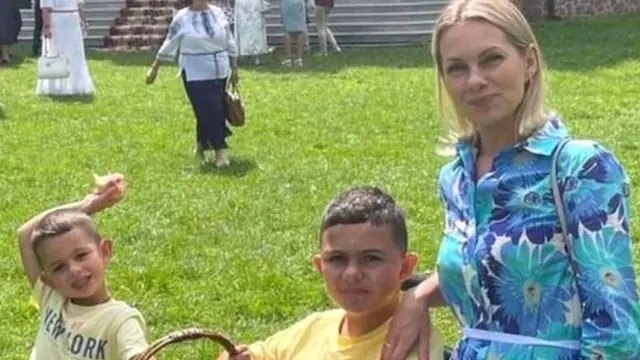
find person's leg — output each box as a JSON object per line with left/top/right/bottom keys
{"left": 324, "top": 8, "right": 340, "bottom": 52}
{"left": 210, "top": 78, "right": 230, "bottom": 166}
{"left": 303, "top": 31, "right": 309, "bottom": 52}
{"left": 282, "top": 32, "right": 293, "bottom": 66}
{"left": 194, "top": 79, "right": 229, "bottom": 155}
{"left": 33, "top": 0, "right": 43, "bottom": 56}
{"left": 181, "top": 72, "right": 207, "bottom": 160}
{"left": 314, "top": 6, "right": 328, "bottom": 54}
{"left": 546, "top": 0, "right": 560, "bottom": 20}
{"left": 11, "top": 9, "right": 22, "bottom": 56}
{"left": 0, "top": 45, "right": 10, "bottom": 63}
{"left": 304, "top": 4, "right": 310, "bottom": 52}
{"left": 293, "top": 32, "right": 304, "bottom": 66}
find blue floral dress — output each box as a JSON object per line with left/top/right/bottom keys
{"left": 437, "top": 118, "right": 640, "bottom": 359}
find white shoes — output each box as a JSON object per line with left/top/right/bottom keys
{"left": 198, "top": 147, "right": 230, "bottom": 168}
{"left": 282, "top": 58, "right": 304, "bottom": 67}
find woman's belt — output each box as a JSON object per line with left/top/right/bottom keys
{"left": 463, "top": 327, "right": 580, "bottom": 350}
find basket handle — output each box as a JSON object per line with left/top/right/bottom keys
{"left": 136, "top": 328, "right": 240, "bottom": 360}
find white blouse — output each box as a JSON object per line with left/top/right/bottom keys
{"left": 156, "top": 5, "right": 238, "bottom": 82}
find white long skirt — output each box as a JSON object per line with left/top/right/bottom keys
{"left": 37, "top": 12, "right": 95, "bottom": 96}
{"left": 234, "top": 0, "right": 269, "bottom": 56}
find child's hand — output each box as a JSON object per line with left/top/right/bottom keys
{"left": 82, "top": 173, "right": 127, "bottom": 214}
{"left": 217, "top": 345, "right": 250, "bottom": 360}
{"left": 93, "top": 173, "right": 125, "bottom": 193}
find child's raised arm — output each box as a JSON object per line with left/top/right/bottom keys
{"left": 17, "top": 173, "right": 127, "bottom": 287}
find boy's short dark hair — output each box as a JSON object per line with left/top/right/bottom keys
{"left": 31, "top": 210, "right": 101, "bottom": 265}
{"left": 320, "top": 186, "right": 408, "bottom": 252}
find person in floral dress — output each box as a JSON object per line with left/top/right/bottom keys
{"left": 380, "top": 0, "right": 640, "bottom": 359}
{"left": 214, "top": 0, "right": 235, "bottom": 33}
{"left": 234, "top": 0, "right": 269, "bottom": 65}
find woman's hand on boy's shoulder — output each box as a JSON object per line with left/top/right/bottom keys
{"left": 381, "top": 288, "right": 432, "bottom": 360}
{"left": 82, "top": 173, "right": 127, "bottom": 214}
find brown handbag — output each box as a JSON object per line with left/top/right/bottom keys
{"left": 136, "top": 327, "right": 240, "bottom": 360}
{"left": 225, "top": 81, "right": 245, "bottom": 127}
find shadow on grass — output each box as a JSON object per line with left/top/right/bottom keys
{"left": 46, "top": 94, "right": 96, "bottom": 104}
{"left": 198, "top": 156, "right": 258, "bottom": 177}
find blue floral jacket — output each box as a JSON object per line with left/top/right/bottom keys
{"left": 437, "top": 118, "right": 640, "bottom": 359}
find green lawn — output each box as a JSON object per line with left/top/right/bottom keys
{"left": 1, "top": 13, "right": 640, "bottom": 359}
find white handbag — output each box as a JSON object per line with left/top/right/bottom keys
{"left": 38, "top": 40, "right": 70, "bottom": 80}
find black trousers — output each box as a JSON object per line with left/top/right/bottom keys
{"left": 0, "top": 7, "right": 21, "bottom": 45}
{"left": 181, "top": 71, "right": 231, "bottom": 151}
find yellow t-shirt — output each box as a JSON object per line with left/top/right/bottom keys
{"left": 247, "top": 308, "right": 445, "bottom": 360}
{"left": 29, "top": 279, "right": 149, "bottom": 360}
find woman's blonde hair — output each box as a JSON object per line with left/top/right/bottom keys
{"left": 431, "top": 0, "right": 548, "bottom": 152}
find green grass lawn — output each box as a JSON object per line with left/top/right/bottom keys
{"left": 1, "top": 13, "right": 640, "bottom": 359}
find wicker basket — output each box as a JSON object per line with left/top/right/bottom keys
{"left": 137, "top": 328, "right": 240, "bottom": 360}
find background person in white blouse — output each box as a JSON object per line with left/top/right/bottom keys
{"left": 145, "top": 0, "right": 239, "bottom": 168}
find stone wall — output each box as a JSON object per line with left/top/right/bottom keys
{"left": 522, "top": 0, "right": 639, "bottom": 19}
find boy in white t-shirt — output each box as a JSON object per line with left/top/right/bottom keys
{"left": 17, "top": 173, "right": 154, "bottom": 360}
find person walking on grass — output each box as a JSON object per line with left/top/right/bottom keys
{"left": 146, "top": 0, "right": 240, "bottom": 168}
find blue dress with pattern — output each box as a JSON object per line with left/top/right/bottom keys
{"left": 437, "top": 118, "right": 640, "bottom": 359}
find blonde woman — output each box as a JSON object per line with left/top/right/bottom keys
{"left": 381, "top": 0, "right": 640, "bottom": 359}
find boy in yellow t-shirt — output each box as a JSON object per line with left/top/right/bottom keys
{"left": 218, "top": 186, "right": 445, "bottom": 360}
{"left": 17, "top": 173, "right": 153, "bottom": 360}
